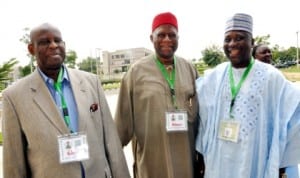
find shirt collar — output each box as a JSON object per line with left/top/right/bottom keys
{"left": 38, "top": 65, "right": 70, "bottom": 84}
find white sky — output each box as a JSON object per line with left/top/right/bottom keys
{"left": 1, "top": 0, "right": 300, "bottom": 66}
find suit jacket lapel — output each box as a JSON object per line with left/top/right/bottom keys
{"left": 67, "top": 69, "right": 89, "bottom": 132}
{"left": 30, "top": 70, "right": 70, "bottom": 134}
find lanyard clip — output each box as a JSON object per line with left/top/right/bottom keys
{"left": 170, "top": 88, "right": 175, "bottom": 96}
{"left": 63, "top": 108, "right": 69, "bottom": 117}
{"left": 230, "top": 99, "right": 235, "bottom": 108}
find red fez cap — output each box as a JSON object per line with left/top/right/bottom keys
{"left": 152, "top": 12, "right": 178, "bottom": 32}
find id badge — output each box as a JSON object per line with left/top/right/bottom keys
{"left": 218, "top": 119, "right": 240, "bottom": 143}
{"left": 58, "top": 132, "right": 89, "bottom": 164}
{"left": 165, "top": 110, "right": 188, "bottom": 132}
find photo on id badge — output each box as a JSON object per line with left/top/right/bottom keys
{"left": 58, "top": 133, "right": 89, "bottom": 163}
{"left": 165, "top": 111, "right": 188, "bottom": 132}
{"left": 218, "top": 119, "right": 240, "bottom": 142}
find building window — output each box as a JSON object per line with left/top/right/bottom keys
{"left": 124, "top": 59, "right": 130, "bottom": 64}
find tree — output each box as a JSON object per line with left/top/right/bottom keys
{"left": 271, "top": 44, "right": 282, "bottom": 64}
{"left": 0, "top": 58, "right": 19, "bottom": 91}
{"left": 65, "top": 50, "right": 77, "bottom": 68}
{"left": 77, "top": 57, "right": 97, "bottom": 74}
{"left": 254, "top": 34, "right": 271, "bottom": 45}
{"left": 270, "top": 44, "right": 298, "bottom": 65}
{"left": 19, "top": 27, "right": 35, "bottom": 74}
{"left": 194, "top": 61, "right": 208, "bottom": 76}
{"left": 18, "top": 65, "right": 31, "bottom": 77}
{"left": 201, "top": 45, "right": 227, "bottom": 67}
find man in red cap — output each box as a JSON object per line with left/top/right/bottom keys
{"left": 115, "top": 12, "right": 204, "bottom": 178}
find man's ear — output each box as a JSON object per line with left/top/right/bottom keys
{"left": 251, "top": 38, "right": 255, "bottom": 46}
{"left": 27, "top": 43, "right": 34, "bottom": 55}
{"left": 150, "top": 34, "right": 153, "bottom": 43}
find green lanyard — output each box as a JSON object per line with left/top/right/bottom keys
{"left": 54, "top": 67, "right": 70, "bottom": 127}
{"left": 229, "top": 58, "right": 254, "bottom": 115}
{"left": 155, "top": 56, "right": 177, "bottom": 108}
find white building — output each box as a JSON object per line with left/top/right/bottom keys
{"left": 101, "top": 47, "right": 153, "bottom": 80}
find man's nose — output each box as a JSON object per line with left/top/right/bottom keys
{"left": 48, "top": 41, "right": 59, "bottom": 48}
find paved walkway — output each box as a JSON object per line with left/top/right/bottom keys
{"left": 105, "top": 92, "right": 133, "bottom": 177}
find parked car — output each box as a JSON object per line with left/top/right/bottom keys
{"left": 275, "top": 63, "right": 289, "bottom": 68}
{"left": 285, "top": 61, "right": 297, "bottom": 66}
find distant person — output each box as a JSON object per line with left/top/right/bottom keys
{"left": 115, "top": 12, "right": 204, "bottom": 178}
{"left": 195, "top": 13, "right": 300, "bottom": 178}
{"left": 252, "top": 43, "right": 272, "bottom": 64}
{"left": 2, "top": 23, "right": 130, "bottom": 178}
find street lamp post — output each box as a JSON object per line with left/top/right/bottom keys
{"left": 95, "top": 48, "right": 102, "bottom": 77}
{"left": 297, "top": 31, "right": 299, "bottom": 68}
{"left": 89, "top": 49, "right": 93, "bottom": 73}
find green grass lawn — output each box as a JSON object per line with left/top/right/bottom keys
{"left": 280, "top": 66, "right": 300, "bottom": 82}
{"left": 280, "top": 65, "right": 300, "bottom": 73}
{"left": 103, "top": 82, "right": 120, "bottom": 90}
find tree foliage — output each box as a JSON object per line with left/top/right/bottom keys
{"left": 272, "top": 46, "right": 297, "bottom": 64}
{"left": 19, "top": 27, "right": 35, "bottom": 74}
{"left": 194, "top": 61, "right": 208, "bottom": 76}
{"left": 254, "top": 34, "right": 271, "bottom": 45}
{"left": 0, "top": 58, "right": 19, "bottom": 91}
{"left": 65, "top": 50, "right": 77, "bottom": 68}
{"left": 19, "top": 27, "right": 31, "bottom": 44}
{"left": 77, "top": 57, "right": 97, "bottom": 74}
{"left": 201, "top": 45, "right": 227, "bottom": 67}
{"left": 18, "top": 65, "right": 31, "bottom": 77}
